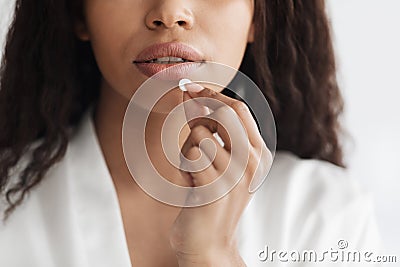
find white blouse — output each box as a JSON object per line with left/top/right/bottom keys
{"left": 0, "top": 109, "right": 384, "bottom": 267}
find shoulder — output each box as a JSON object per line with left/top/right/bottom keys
{"left": 0, "top": 115, "right": 85, "bottom": 217}
{"left": 238, "top": 150, "right": 383, "bottom": 264}
{"left": 0, "top": 120, "right": 86, "bottom": 264}
{"left": 257, "top": 150, "right": 377, "bottom": 230}
{"left": 265, "top": 150, "right": 362, "bottom": 209}
{"left": 0, "top": 138, "right": 40, "bottom": 209}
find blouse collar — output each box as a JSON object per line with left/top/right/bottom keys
{"left": 67, "top": 108, "right": 132, "bottom": 267}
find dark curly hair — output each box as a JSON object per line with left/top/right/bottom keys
{"left": 0, "top": 0, "right": 345, "bottom": 220}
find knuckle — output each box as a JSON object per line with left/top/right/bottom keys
{"left": 231, "top": 101, "right": 249, "bottom": 112}
{"left": 215, "top": 105, "right": 235, "bottom": 117}
{"left": 262, "top": 148, "right": 273, "bottom": 169}
{"left": 249, "top": 148, "right": 259, "bottom": 160}
{"left": 263, "top": 147, "right": 273, "bottom": 162}
{"left": 200, "top": 88, "right": 217, "bottom": 97}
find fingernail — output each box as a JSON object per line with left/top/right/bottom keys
{"left": 179, "top": 79, "right": 204, "bottom": 95}
{"left": 186, "top": 83, "right": 204, "bottom": 93}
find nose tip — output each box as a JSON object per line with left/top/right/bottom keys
{"left": 145, "top": 5, "right": 194, "bottom": 30}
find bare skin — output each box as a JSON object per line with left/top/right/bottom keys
{"left": 94, "top": 81, "right": 184, "bottom": 266}
{"left": 94, "top": 79, "right": 271, "bottom": 266}
{"left": 78, "top": 0, "right": 271, "bottom": 266}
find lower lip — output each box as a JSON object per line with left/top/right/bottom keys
{"left": 134, "top": 62, "right": 203, "bottom": 80}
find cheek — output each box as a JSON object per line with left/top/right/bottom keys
{"left": 201, "top": 0, "right": 253, "bottom": 69}
{"left": 81, "top": 0, "right": 254, "bottom": 100}
{"left": 84, "top": 2, "right": 144, "bottom": 99}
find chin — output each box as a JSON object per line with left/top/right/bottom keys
{"left": 150, "top": 87, "right": 184, "bottom": 114}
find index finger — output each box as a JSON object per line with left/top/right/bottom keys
{"left": 188, "top": 87, "right": 263, "bottom": 148}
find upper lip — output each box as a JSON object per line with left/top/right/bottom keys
{"left": 133, "top": 42, "right": 205, "bottom": 63}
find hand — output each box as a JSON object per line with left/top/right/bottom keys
{"left": 169, "top": 84, "right": 272, "bottom": 266}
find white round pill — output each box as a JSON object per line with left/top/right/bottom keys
{"left": 179, "top": 78, "right": 192, "bottom": 92}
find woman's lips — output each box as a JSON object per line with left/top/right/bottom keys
{"left": 134, "top": 61, "right": 203, "bottom": 80}
{"left": 133, "top": 42, "right": 205, "bottom": 79}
